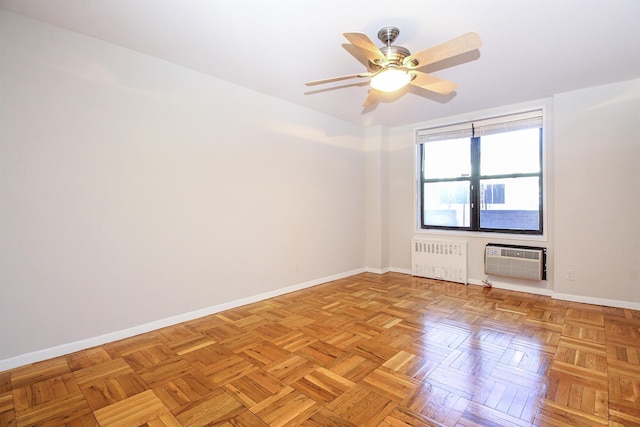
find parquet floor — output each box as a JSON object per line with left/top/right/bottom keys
{"left": 1, "top": 272, "right": 639, "bottom": 426}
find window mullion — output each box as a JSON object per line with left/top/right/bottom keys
{"left": 419, "top": 144, "right": 426, "bottom": 228}
{"left": 470, "top": 136, "right": 481, "bottom": 230}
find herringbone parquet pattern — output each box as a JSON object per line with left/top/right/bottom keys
{"left": 1, "top": 272, "right": 639, "bottom": 426}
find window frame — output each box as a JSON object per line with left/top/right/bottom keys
{"left": 416, "top": 110, "right": 545, "bottom": 236}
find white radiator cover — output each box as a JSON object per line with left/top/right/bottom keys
{"left": 485, "top": 245, "right": 546, "bottom": 281}
{"left": 412, "top": 239, "right": 468, "bottom": 284}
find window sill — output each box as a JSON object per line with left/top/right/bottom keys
{"left": 415, "top": 228, "right": 548, "bottom": 243}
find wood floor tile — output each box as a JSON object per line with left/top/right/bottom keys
{"left": 606, "top": 342, "right": 640, "bottom": 372}
{"left": 144, "top": 412, "right": 183, "bottom": 427}
{"left": 535, "top": 398, "right": 609, "bottom": 426}
{"left": 295, "top": 340, "right": 344, "bottom": 366}
{"left": 182, "top": 342, "right": 234, "bottom": 368}
{"left": 608, "top": 366, "right": 640, "bottom": 406}
{"left": 121, "top": 343, "right": 177, "bottom": 371}
{"left": 107, "top": 334, "right": 163, "bottom": 357}
{"left": 172, "top": 388, "right": 245, "bottom": 427}
{"left": 325, "top": 353, "right": 378, "bottom": 383}
{"left": 137, "top": 357, "right": 195, "bottom": 388}
{"left": 72, "top": 357, "right": 133, "bottom": 387}
{"left": 327, "top": 384, "right": 397, "bottom": 426}
{"left": 93, "top": 389, "right": 168, "bottom": 426}
{"left": 165, "top": 334, "right": 216, "bottom": 356}
{"left": 608, "top": 399, "right": 640, "bottom": 426}
{"left": 12, "top": 372, "right": 80, "bottom": 412}
{"left": 347, "top": 337, "right": 399, "bottom": 364}
{"left": 240, "top": 341, "right": 291, "bottom": 367}
{"left": 604, "top": 318, "right": 640, "bottom": 343}
{"left": 80, "top": 372, "right": 147, "bottom": 411}
{"left": 381, "top": 406, "right": 447, "bottom": 427}
{"left": 2, "top": 272, "right": 639, "bottom": 425}
{"left": 249, "top": 386, "right": 317, "bottom": 427}
{"left": 151, "top": 372, "right": 218, "bottom": 411}
{"left": 0, "top": 409, "right": 16, "bottom": 427}
{"left": 199, "top": 355, "right": 257, "bottom": 386}
{"left": 272, "top": 331, "right": 318, "bottom": 352}
{"left": 219, "top": 331, "right": 268, "bottom": 353}
{"left": 10, "top": 358, "right": 70, "bottom": 389}
{"left": 264, "top": 354, "right": 318, "bottom": 385}
{"left": 14, "top": 391, "right": 93, "bottom": 426}
{"left": 361, "top": 366, "right": 421, "bottom": 402}
{"left": 300, "top": 407, "right": 357, "bottom": 426}
{"left": 66, "top": 347, "right": 114, "bottom": 372}
{"left": 214, "top": 410, "right": 270, "bottom": 427}
{"left": 291, "top": 367, "right": 354, "bottom": 404}
{"left": 382, "top": 350, "right": 437, "bottom": 381}
{"left": 0, "top": 390, "right": 13, "bottom": 414}
{"left": 223, "top": 369, "right": 287, "bottom": 408}
{"left": 461, "top": 400, "right": 532, "bottom": 427}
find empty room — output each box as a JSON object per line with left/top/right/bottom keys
{"left": 1, "top": 1, "right": 639, "bottom": 425}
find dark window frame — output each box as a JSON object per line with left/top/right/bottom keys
{"left": 418, "top": 119, "right": 544, "bottom": 235}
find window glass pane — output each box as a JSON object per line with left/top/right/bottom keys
{"left": 480, "top": 177, "right": 540, "bottom": 230}
{"left": 423, "top": 181, "right": 470, "bottom": 227}
{"left": 423, "top": 138, "right": 470, "bottom": 179}
{"left": 480, "top": 128, "right": 540, "bottom": 175}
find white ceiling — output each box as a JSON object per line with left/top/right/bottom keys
{"left": 1, "top": 0, "right": 639, "bottom": 128}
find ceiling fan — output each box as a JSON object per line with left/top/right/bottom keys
{"left": 306, "top": 27, "right": 482, "bottom": 107}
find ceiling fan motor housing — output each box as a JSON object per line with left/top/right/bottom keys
{"left": 368, "top": 26, "right": 418, "bottom": 71}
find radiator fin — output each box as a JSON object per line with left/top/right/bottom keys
{"left": 412, "top": 239, "right": 468, "bottom": 284}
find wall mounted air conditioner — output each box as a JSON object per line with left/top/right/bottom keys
{"left": 485, "top": 244, "right": 546, "bottom": 281}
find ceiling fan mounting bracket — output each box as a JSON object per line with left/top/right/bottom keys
{"left": 377, "top": 26, "right": 400, "bottom": 45}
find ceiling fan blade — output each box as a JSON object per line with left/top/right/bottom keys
{"left": 344, "top": 32, "right": 386, "bottom": 64}
{"left": 404, "top": 32, "right": 482, "bottom": 69}
{"left": 362, "top": 89, "right": 380, "bottom": 107}
{"left": 305, "top": 72, "right": 371, "bottom": 86}
{"left": 409, "top": 71, "right": 458, "bottom": 94}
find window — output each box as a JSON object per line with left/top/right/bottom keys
{"left": 417, "top": 110, "right": 543, "bottom": 234}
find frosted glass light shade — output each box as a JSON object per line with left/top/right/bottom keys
{"left": 370, "top": 68, "right": 411, "bottom": 92}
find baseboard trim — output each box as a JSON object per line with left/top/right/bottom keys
{"left": 4, "top": 268, "right": 638, "bottom": 372}
{"left": 467, "top": 278, "right": 554, "bottom": 296}
{"left": 365, "top": 267, "right": 390, "bottom": 274}
{"left": 389, "top": 267, "right": 412, "bottom": 275}
{"left": 0, "top": 268, "right": 365, "bottom": 372}
{"left": 551, "top": 293, "right": 640, "bottom": 311}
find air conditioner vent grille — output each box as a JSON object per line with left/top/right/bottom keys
{"left": 485, "top": 244, "right": 546, "bottom": 281}
{"left": 500, "top": 249, "right": 540, "bottom": 260}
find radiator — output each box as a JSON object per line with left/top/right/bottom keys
{"left": 412, "top": 239, "right": 468, "bottom": 284}
{"left": 485, "top": 244, "right": 546, "bottom": 281}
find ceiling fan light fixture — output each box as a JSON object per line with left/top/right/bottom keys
{"left": 370, "top": 68, "right": 411, "bottom": 92}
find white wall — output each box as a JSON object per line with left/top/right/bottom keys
{"left": 553, "top": 79, "right": 640, "bottom": 306}
{"left": 364, "top": 126, "right": 390, "bottom": 273}
{"left": 0, "top": 10, "right": 365, "bottom": 365}
{"left": 386, "top": 80, "right": 640, "bottom": 307}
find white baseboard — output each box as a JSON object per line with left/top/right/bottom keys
{"left": 467, "top": 278, "right": 554, "bottom": 297}
{"left": 389, "top": 267, "right": 412, "bottom": 275}
{"left": 0, "top": 268, "right": 365, "bottom": 372}
{"left": 407, "top": 271, "right": 638, "bottom": 310}
{"left": 365, "top": 267, "right": 390, "bottom": 274}
{"left": 552, "top": 293, "right": 640, "bottom": 311}
{"left": 3, "top": 268, "right": 638, "bottom": 372}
